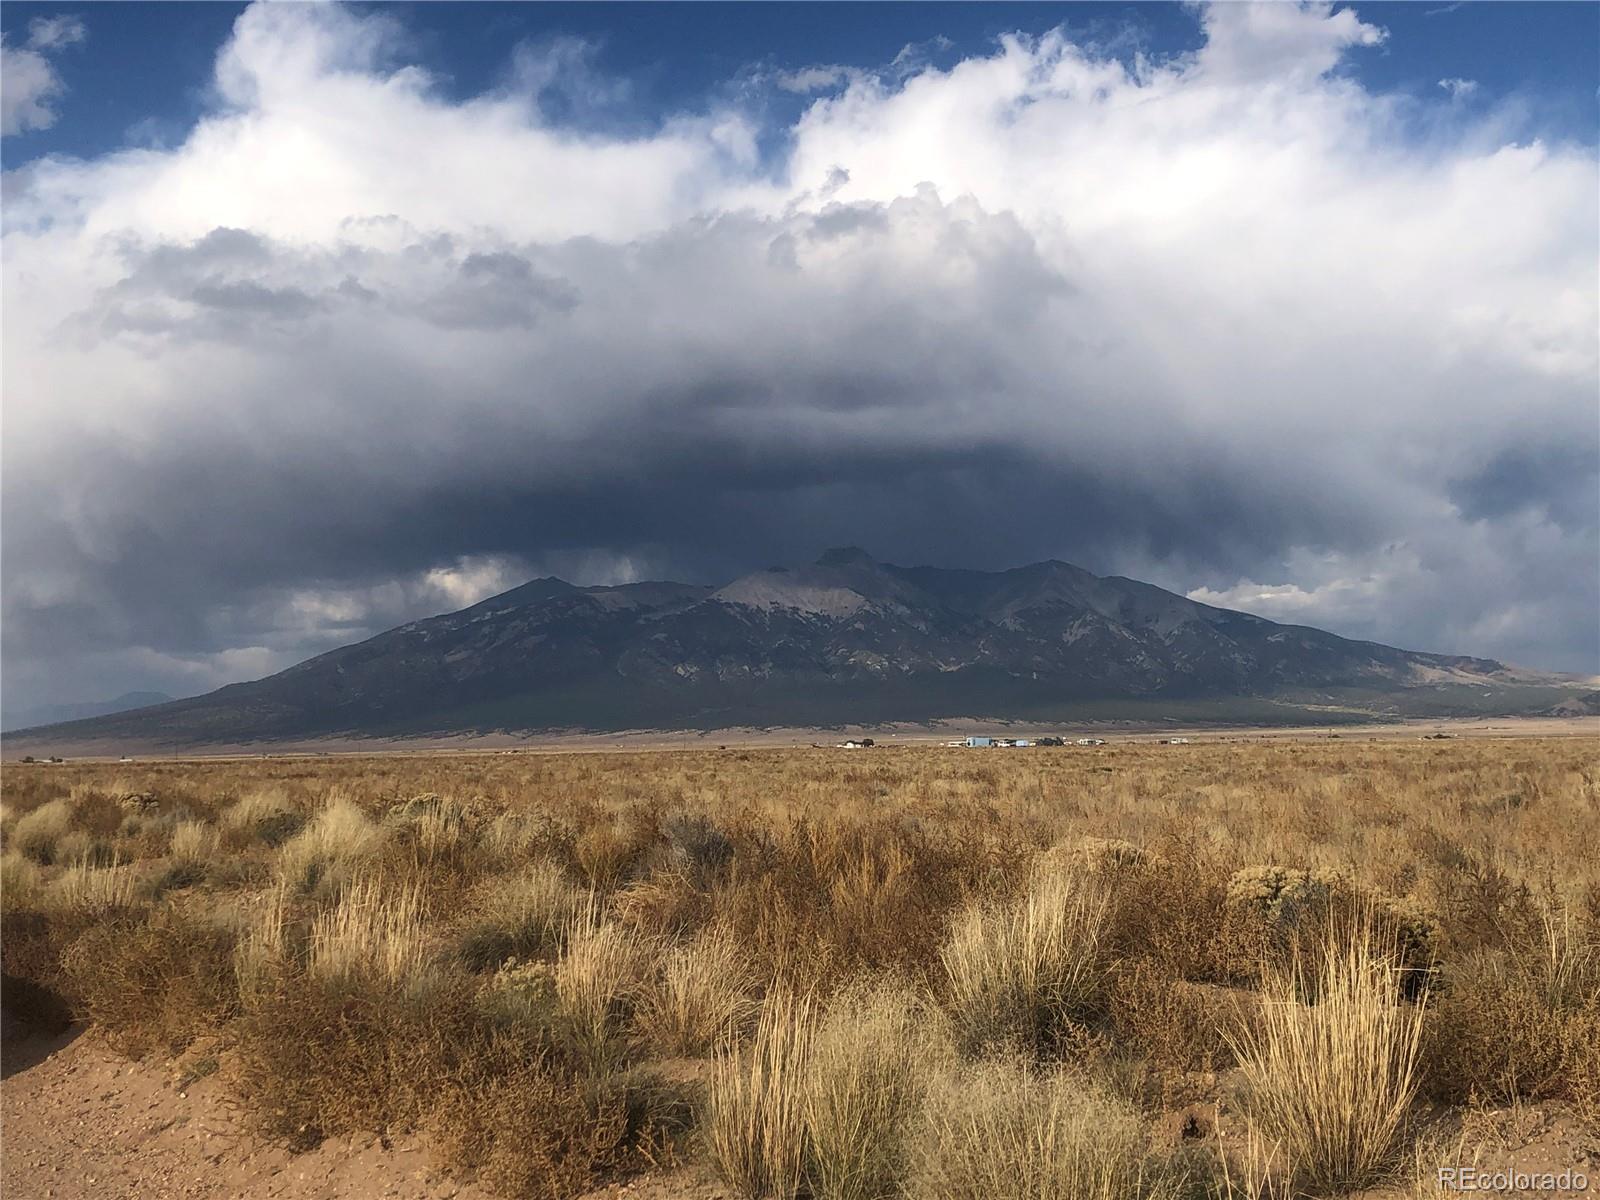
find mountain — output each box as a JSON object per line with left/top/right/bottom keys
{"left": 7, "top": 550, "right": 1587, "bottom": 748}
{"left": 1, "top": 691, "right": 175, "bottom": 734}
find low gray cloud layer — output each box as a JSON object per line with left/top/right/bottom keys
{"left": 3, "top": 2, "right": 1596, "bottom": 708}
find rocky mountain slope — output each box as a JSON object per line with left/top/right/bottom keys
{"left": 9, "top": 549, "right": 1586, "bottom": 746}
{"left": 0, "top": 691, "right": 175, "bottom": 734}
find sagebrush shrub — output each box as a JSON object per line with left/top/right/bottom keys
{"left": 62, "top": 904, "right": 239, "bottom": 1056}
{"left": 235, "top": 971, "right": 477, "bottom": 1149}
{"left": 1106, "top": 957, "right": 1233, "bottom": 1084}
{"left": 428, "top": 1050, "right": 646, "bottom": 1199}
{"left": 1423, "top": 911, "right": 1599, "bottom": 1114}
{"left": 1226, "top": 865, "right": 1332, "bottom": 933}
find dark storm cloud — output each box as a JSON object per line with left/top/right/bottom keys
{"left": 1448, "top": 441, "right": 1600, "bottom": 532}
{"left": 2, "top": 1, "right": 1596, "bottom": 707}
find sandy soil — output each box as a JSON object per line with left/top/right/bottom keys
{"left": 0, "top": 1026, "right": 730, "bottom": 1200}
{"left": 0, "top": 1026, "right": 490, "bottom": 1200}
{"left": 7, "top": 714, "right": 1596, "bottom": 763}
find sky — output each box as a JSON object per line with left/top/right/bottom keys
{"left": 1, "top": 1, "right": 1597, "bottom": 713}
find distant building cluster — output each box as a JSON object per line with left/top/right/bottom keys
{"left": 942, "top": 735, "right": 1109, "bottom": 749}
{"left": 820, "top": 733, "right": 1199, "bottom": 751}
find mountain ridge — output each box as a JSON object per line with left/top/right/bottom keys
{"left": 6, "top": 549, "right": 1588, "bottom": 748}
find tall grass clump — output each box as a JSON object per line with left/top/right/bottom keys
{"left": 637, "top": 926, "right": 759, "bottom": 1055}
{"left": 908, "top": 1058, "right": 1191, "bottom": 1200}
{"left": 555, "top": 909, "right": 656, "bottom": 1072}
{"left": 148, "top": 818, "right": 220, "bottom": 893}
{"left": 308, "top": 876, "right": 431, "bottom": 989}
{"left": 940, "top": 866, "right": 1107, "bottom": 1056}
{"left": 12, "top": 798, "right": 74, "bottom": 864}
{"left": 221, "top": 787, "right": 305, "bottom": 848}
{"left": 457, "top": 861, "right": 582, "bottom": 971}
{"left": 803, "top": 979, "right": 941, "bottom": 1200}
{"left": 1226, "top": 922, "right": 1427, "bottom": 1194}
{"left": 1, "top": 851, "right": 43, "bottom": 911}
{"left": 277, "top": 791, "right": 383, "bottom": 894}
{"left": 170, "top": 818, "right": 218, "bottom": 864}
{"left": 46, "top": 854, "right": 141, "bottom": 915}
{"left": 706, "top": 989, "right": 817, "bottom": 1199}
{"left": 235, "top": 884, "right": 293, "bottom": 1004}
{"left": 386, "top": 793, "right": 473, "bottom": 869}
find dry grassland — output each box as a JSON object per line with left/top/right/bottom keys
{"left": 2, "top": 737, "right": 1596, "bottom": 1198}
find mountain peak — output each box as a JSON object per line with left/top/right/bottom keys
{"left": 816, "top": 546, "right": 876, "bottom": 567}
{"left": 11, "top": 550, "right": 1571, "bottom": 747}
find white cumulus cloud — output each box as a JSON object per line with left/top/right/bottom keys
{"left": 1, "top": 0, "right": 1594, "bottom": 708}
{"left": 1, "top": 14, "right": 86, "bottom": 136}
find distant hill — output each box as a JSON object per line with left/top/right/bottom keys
{"left": 7, "top": 550, "right": 1589, "bottom": 749}
{"left": 2, "top": 691, "right": 175, "bottom": 734}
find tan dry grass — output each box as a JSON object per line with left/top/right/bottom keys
{"left": 555, "top": 908, "right": 657, "bottom": 1072}
{"left": 908, "top": 1058, "right": 1192, "bottom": 1200}
{"left": 11, "top": 797, "right": 74, "bottom": 864}
{"left": 706, "top": 988, "right": 817, "bottom": 1199}
{"left": 46, "top": 854, "right": 141, "bottom": 914}
{"left": 940, "top": 864, "right": 1107, "bottom": 1056}
{"left": 169, "top": 818, "right": 218, "bottom": 865}
{"left": 308, "top": 876, "right": 431, "bottom": 988}
{"left": 637, "top": 926, "right": 760, "bottom": 1056}
{"left": 220, "top": 787, "right": 305, "bottom": 848}
{"left": 234, "top": 883, "right": 293, "bottom": 1003}
{"left": 802, "top": 979, "right": 943, "bottom": 1200}
{"left": 1, "top": 850, "right": 43, "bottom": 910}
{"left": 1226, "top": 921, "right": 1427, "bottom": 1194}
{"left": 457, "top": 860, "right": 582, "bottom": 971}
{"left": 277, "top": 791, "right": 384, "bottom": 894}
{"left": 2, "top": 737, "right": 1596, "bottom": 1198}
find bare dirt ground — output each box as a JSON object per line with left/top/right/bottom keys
{"left": 5, "top": 1023, "right": 1594, "bottom": 1200}
{"left": 0, "top": 1027, "right": 731, "bottom": 1200}
{"left": 1, "top": 1025, "right": 491, "bottom": 1200}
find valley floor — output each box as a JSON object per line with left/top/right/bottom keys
{"left": 5, "top": 713, "right": 1594, "bottom": 762}
{"left": 3, "top": 737, "right": 1597, "bottom": 1199}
